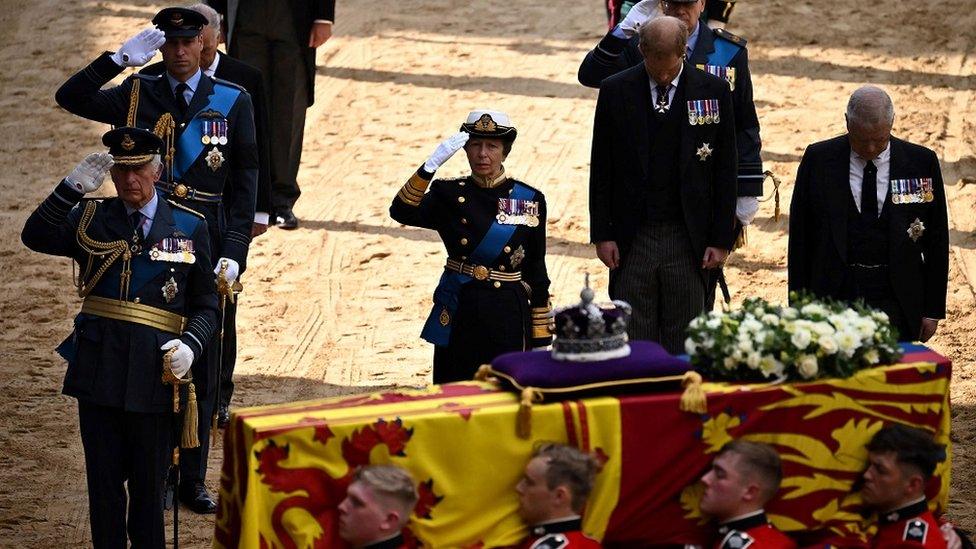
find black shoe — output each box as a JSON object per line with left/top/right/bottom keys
{"left": 276, "top": 209, "right": 299, "bottom": 230}
{"left": 217, "top": 405, "right": 231, "bottom": 428}
{"left": 179, "top": 480, "right": 217, "bottom": 514}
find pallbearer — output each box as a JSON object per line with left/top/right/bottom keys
{"left": 391, "top": 110, "right": 553, "bottom": 383}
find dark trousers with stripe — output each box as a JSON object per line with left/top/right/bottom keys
{"left": 613, "top": 222, "right": 706, "bottom": 354}
{"left": 78, "top": 401, "right": 171, "bottom": 549}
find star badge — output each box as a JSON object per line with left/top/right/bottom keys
{"left": 696, "top": 143, "right": 713, "bottom": 161}
{"left": 907, "top": 217, "right": 925, "bottom": 242}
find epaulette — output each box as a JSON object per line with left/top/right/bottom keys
{"left": 903, "top": 519, "right": 929, "bottom": 544}
{"left": 166, "top": 199, "right": 205, "bottom": 219}
{"left": 714, "top": 27, "right": 747, "bottom": 47}
{"left": 530, "top": 533, "right": 569, "bottom": 549}
{"left": 132, "top": 73, "right": 163, "bottom": 81}
{"left": 212, "top": 77, "right": 247, "bottom": 93}
{"left": 720, "top": 530, "right": 755, "bottom": 549}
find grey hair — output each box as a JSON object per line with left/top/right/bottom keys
{"left": 846, "top": 85, "right": 895, "bottom": 127}
{"left": 187, "top": 2, "right": 221, "bottom": 29}
{"left": 149, "top": 154, "right": 163, "bottom": 171}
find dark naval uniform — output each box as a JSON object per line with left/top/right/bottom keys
{"left": 578, "top": 23, "right": 763, "bottom": 198}
{"left": 872, "top": 500, "right": 947, "bottom": 549}
{"left": 21, "top": 166, "right": 217, "bottom": 544}
{"left": 391, "top": 166, "right": 553, "bottom": 383}
{"left": 518, "top": 518, "right": 603, "bottom": 549}
{"left": 714, "top": 512, "right": 797, "bottom": 549}
{"left": 55, "top": 15, "right": 258, "bottom": 497}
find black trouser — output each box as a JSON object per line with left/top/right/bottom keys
{"left": 613, "top": 222, "right": 706, "bottom": 354}
{"left": 432, "top": 282, "right": 530, "bottom": 384}
{"left": 78, "top": 401, "right": 171, "bottom": 549}
{"left": 850, "top": 265, "right": 914, "bottom": 341}
{"left": 232, "top": 2, "right": 309, "bottom": 212}
{"left": 179, "top": 332, "right": 220, "bottom": 484}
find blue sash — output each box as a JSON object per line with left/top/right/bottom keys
{"left": 172, "top": 84, "right": 241, "bottom": 180}
{"left": 420, "top": 182, "right": 535, "bottom": 346}
{"left": 707, "top": 36, "right": 741, "bottom": 67}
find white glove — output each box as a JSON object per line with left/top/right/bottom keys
{"left": 619, "top": 0, "right": 661, "bottom": 38}
{"left": 65, "top": 152, "right": 114, "bottom": 194}
{"left": 110, "top": 28, "right": 166, "bottom": 67}
{"left": 736, "top": 197, "right": 760, "bottom": 226}
{"left": 214, "top": 257, "right": 240, "bottom": 284}
{"left": 161, "top": 339, "right": 194, "bottom": 379}
{"left": 423, "top": 132, "right": 470, "bottom": 173}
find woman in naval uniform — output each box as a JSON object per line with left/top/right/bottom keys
{"left": 390, "top": 110, "right": 552, "bottom": 383}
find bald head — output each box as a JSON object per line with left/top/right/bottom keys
{"left": 846, "top": 86, "right": 895, "bottom": 160}
{"left": 638, "top": 16, "right": 688, "bottom": 58}
{"left": 638, "top": 16, "right": 687, "bottom": 85}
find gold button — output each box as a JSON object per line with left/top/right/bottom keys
{"left": 499, "top": 265, "right": 506, "bottom": 271}
{"left": 504, "top": 246, "right": 512, "bottom": 253}
{"left": 460, "top": 238, "right": 469, "bottom": 245}
{"left": 179, "top": 123, "right": 186, "bottom": 128}
{"left": 493, "top": 281, "right": 501, "bottom": 288}
{"left": 458, "top": 196, "right": 465, "bottom": 203}
{"left": 461, "top": 218, "right": 468, "bottom": 224}
{"left": 133, "top": 297, "right": 141, "bottom": 304}
{"left": 461, "top": 256, "right": 467, "bottom": 260}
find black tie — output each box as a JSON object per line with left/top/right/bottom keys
{"left": 174, "top": 82, "right": 189, "bottom": 116}
{"left": 654, "top": 84, "right": 671, "bottom": 115}
{"left": 130, "top": 211, "right": 145, "bottom": 242}
{"left": 862, "top": 160, "right": 878, "bottom": 220}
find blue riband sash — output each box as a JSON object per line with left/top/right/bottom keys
{"left": 421, "top": 182, "right": 535, "bottom": 346}
{"left": 707, "top": 36, "right": 740, "bottom": 67}
{"left": 172, "top": 84, "right": 240, "bottom": 180}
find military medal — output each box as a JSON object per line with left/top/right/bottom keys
{"left": 907, "top": 218, "right": 925, "bottom": 242}
{"left": 162, "top": 274, "right": 179, "bottom": 303}
{"left": 696, "top": 142, "right": 713, "bottom": 161}
{"left": 439, "top": 308, "right": 450, "bottom": 326}
{"left": 510, "top": 245, "right": 526, "bottom": 269}
{"left": 496, "top": 197, "right": 540, "bottom": 227}
{"left": 206, "top": 147, "right": 225, "bottom": 171}
{"left": 687, "top": 100, "right": 720, "bottom": 126}
{"left": 202, "top": 120, "right": 211, "bottom": 145}
{"left": 696, "top": 64, "right": 736, "bottom": 91}
{"left": 150, "top": 237, "right": 196, "bottom": 263}
{"left": 218, "top": 119, "right": 228, "bottom": 145}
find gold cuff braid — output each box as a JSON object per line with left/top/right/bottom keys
{"left": 396, "top": 173, "right": 431, "bottom": 206}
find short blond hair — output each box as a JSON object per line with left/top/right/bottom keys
{"left": 354, "top": 465, "right": 418, "bottom": 519}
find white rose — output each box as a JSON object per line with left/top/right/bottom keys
{"left": 742, "top": 318, "right": 763, "bottom": 333}
{"left": 791, "top": 329, "right": 812, "bottom": 350}
{"left": 813, "top": 321, "right": 835, "bottom": 337}
{"left": 801, "top": 303, "right": 828, "bottom": 317}
{"left": 706, "top": 317, "right": 721, "bottom": 329}
{"left": 863, "top": 348, "right": 880, "bottom": 365}
{"left": 761, "top": 314, "right": 780, "bottom": 325}
{"left": 782, "top": 307, "right": 799, "bottom": 320}
{"left": 746, "top": 352, "right": 762, "bottom": 370}
{"left": 722, "top": 357, "right": 737, "bottom": 370}
{"left": 819, "top": 334, "right": 839, "bottom": 355}
{"left": 797, "top": 355, "right": 819, "bottom": 379}
{"left": 760, "top": 355, "right": 785, "bottom": 378}
{"left": 685, "top": 338, "right": 698, "bottom": 355}
{"left": 836, "top": 331, "right": 859, "bottom": 358}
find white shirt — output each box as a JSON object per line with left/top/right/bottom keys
{"left": 849, "top": 142, "right": 891, "bottom": 217}
{"left": 166, "top": 69, "right": 202, "bottom": 105}
{"left": 649, "top": 63, "right": 684, "bottom": 108}
{"left": 202, "top": 52, "right": 220, "bottom": 79}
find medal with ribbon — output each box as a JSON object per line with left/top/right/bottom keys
{"left": 496, "top": 197, "right": 540, "bottom": 227}
{"left": 687, "top": 99, "right": 720, "bottom": 126}
{"left": 696, "top": 64, "right": 737, "bottom": 91}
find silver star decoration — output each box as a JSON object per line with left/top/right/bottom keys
{"left": 696, "top": 143, "right": 713, "bottom": 161}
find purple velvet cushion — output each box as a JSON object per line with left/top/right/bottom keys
{"left": 489, "top": 341, "right": 692, "bottom": 391}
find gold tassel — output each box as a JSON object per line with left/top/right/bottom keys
{"left": 760, "top": 170, "right": 782, "bottom": 222}
{"left": 679, "top": 372, "right": 707, "bottom": 414}
{"left": 517, "top": 387, "right": 542, "bottom": 439}
{"left": 182, "top": 382, "right": 201, "bottom": 449}
{"left": 734, "top": 225, "right": 747, "bottom": 251}
{"left": 474, "top": 364, "right": 493, "bottom": 382}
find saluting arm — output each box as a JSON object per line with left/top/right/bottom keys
{"left": 390, "top": 132, "right": 469, "bottom": 229}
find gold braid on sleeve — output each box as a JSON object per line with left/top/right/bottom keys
{"left": 126, "top": 79, "right": 140, "bottom": 127}
{"left": 396, "top": 172, "right": 431, "bottom": 206}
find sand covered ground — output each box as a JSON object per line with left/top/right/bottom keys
{"left": 0, "top": 0, "right": 974, "bottom": 545}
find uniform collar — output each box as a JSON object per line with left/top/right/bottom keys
{"left": 471, "top": 167, "right": 508, "bottom": 189}
{"left": 687, "top": 22, "right": 701, "bottom": 59}
{"left": 879, "top": 497, "right": 928, "bottom": 525}
{"left": 363, "top": 532, "right": 404, "bottom": 549}
{"left": 123, "top": 191, "right": 159, "bottom": 221}
{"left": 530, "top": 516, "right": 582, "bottom": 537}
{"left": 717, "top": 510, "right": 768, "bottom": 535}
{"left": 166, "top": 68, "right": 203, "bottom": 96}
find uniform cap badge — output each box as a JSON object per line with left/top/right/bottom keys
{"left": 171, "top": 14, "right": 184, "bottom": 26}
{"left": 121, "top": 134, "right": 136, "bottom": 151}
{"left": 474, "top": 114, "right": 497, "bottom": 132}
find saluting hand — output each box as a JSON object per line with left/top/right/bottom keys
{"left": 111, "top": 28, "right": 166, "bottom": 67}
{"left": 65, "top": 152, "right": 114, "bottom": 194}
{"left": 618, "top": 0, "right": 661, "bottom": 38}
{"left": 424, "top": 132, "right": 470, "bottom": 173}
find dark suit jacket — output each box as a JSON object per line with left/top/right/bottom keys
{"left": 142, "top": 51, "right": 273, "bottom": 218}
{"left": 590, "top": 62, "right": 737, "bottom": 262}
{"left": 55, "top": 52, "right": 259, "bottom": 269}
{"left": 787, "top": 135, "right": 949, "bottom": 336}
{"left": 578, "top": 23, "right": 762, "bottom": 195}
{"left": 209, "top": 0, "right": 336, "bottom": 108}
{"left": 22, "top": 183, "right": 218, "bottom": 412}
